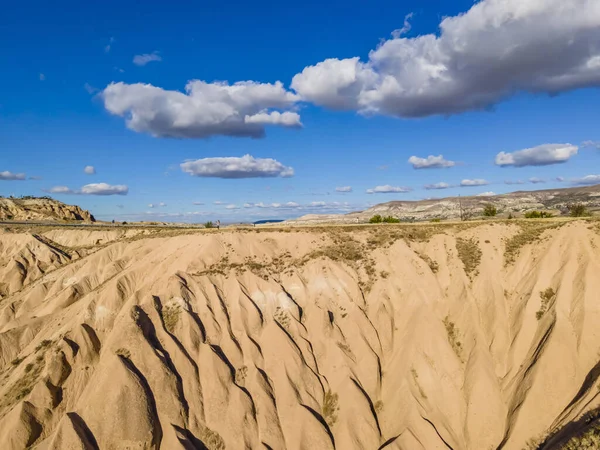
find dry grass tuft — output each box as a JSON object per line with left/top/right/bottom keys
{"left": 323, "top": 390, "right": 340, "bottom": 427}
{"left": 456, "top": 237, "right": 482, "bottom": 278}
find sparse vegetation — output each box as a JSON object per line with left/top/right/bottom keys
{"left": 274, "top": 307, "right": 291, "bottom": 330}
{"left": 443, "top": 316, "right": 463, "bottom": 360}
{"left": 204, "top": 221, "right": 215, "bottom": 229}
{"left": 418, "top": 252, "right": 439, "bottom": 273}
{"left": 483, "top": 204, "right": 497, "bottom": 217}
{"left": 382, "top": 216, "right": 400, "bottom": 223}
{"left": 536, "top": 287, "right": 556, "bottom": 320}
{"left": 430, "top": 218, "right": 442, "bottom": 223}
{"left": 561, "top": 426, "right": 600, "bottom": 450}
{"left": 524, "top": 211, "right": 554, "bottom": 219}
{"left": 369, "top": 215, "right": 383, "bottom": 223}
{"left": 198, "top": 424, "right": 226, "bottom": 450}
{"left": 337, "top": 341, "right": 355, "bottom": 360}
{"left": 411, "top": 368, "right": 428, "bottom": 399}
{"left": 374, "top": 400, "right": 384, "bottom": 413}
{"left": 162, "top": 303, "right": 181, "bottom": 333}
{"left": 323, "top": 390, "right": 339, "bottom": 427}
{"left": 504, "top": 222, "right": 564, "bottom": 265}
{"left": 235, "top": 366, "right": 248, "bottom": 384}
{"left": 455, "top": 237, "right": 482, "bottom": 278}
{"left": 116, "top": 348, "right": 131, "bottom": 358}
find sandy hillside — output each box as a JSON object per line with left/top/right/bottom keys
{"left": 1, "top": 221, "right": 600, "bottom": 449}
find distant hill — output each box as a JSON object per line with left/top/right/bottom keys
{"left": 288, "top": 184, "right": 600, "bottom": 224}
{"left": 0, "top": 197, "right": 95, "bottom": 222}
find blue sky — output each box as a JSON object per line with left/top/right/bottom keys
{"left": 1, "top": 0, "right": 599, "bottom": 222}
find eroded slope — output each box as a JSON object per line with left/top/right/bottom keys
{"left": 0, "top": 221, "right": 599, "bottom": 449}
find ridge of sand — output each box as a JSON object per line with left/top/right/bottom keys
{"left": 1, "top": 220, "right": 600, "bottom": 449}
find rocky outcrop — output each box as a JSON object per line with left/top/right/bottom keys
{"left": 0, "top": 198, "right": 95, "bottom": 222}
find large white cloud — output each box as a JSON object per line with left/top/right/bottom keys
{"left": 102, "top": 80, "right": 301, "bottom": 139}
{"left": 0, "top": 171, "right": 26, "bottom": 181}
{"left": 291, "top": 0, "right": 600, "bottom": 117}
{"left": 460, "top": 179, "right": 488, "bottom": 187}
{"left": 495, "top": 143, "right": 578, "bottom": 167}
{"left": 46, "top": 183, "right": 128, "bottom": 196}
{"left": 181, "top": 155, "right": 294, "bottom": 178}
{"left": 408, "top": 155, "right": 455, "bottom": 169}
{"left": 366, "top": 185, "right": 412, "bottom": 194}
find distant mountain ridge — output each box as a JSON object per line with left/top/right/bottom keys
{"left": 0, "top": 197, "right": 95, "bottom": 222}
{"left": 288, "top": 184, "right": 600, "bottom": 224}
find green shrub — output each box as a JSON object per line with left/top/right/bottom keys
{"left": 204, "top": 221, "right": 215, "bottom": 228}
{"left": 568, "top": 203, "right": 591, "bottom": 217}
{"left": 507, "top": 213, "right": 514, "bottom": 219}
{"left": 483, "top": 204, "right": 497, "bottom": 217}
{"left": 369, "top": 215, "right": 383, "bottom": 223}
{"left": 430, "top": 218, "right": 442, "bottom": 223}
{"left": 382, "top": 216, "right": 400, "bottom": 223}
{"left": 525, "top": 211, "right": 554, "bottom": 219}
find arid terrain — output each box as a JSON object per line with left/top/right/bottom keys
{"left": 1, "top": 219, "right": 600, "bottom": 449}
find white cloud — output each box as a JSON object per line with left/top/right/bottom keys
{"left": 225, "top": 204, "right": 239, "bottom": 209}
{"left": 529, "top": 177, "right": 546, "bottom": 184}
{"left": 46, "top": 183, "right": 128, "bottom": 196}
{"left": 105, "top": 37, "right": 115, "bottom": 53}
{"left": 46, "top": 186, "right": 73, "bottom": 194}
{"left": 460, "top": 179, "right": 488, "bottom": 187}
{"left": 84, "top": 165, "right": 96, "bottom": 175}
{"left": 81, "top": 183, "right": 128, "bottom": 195}
{"left": 84, "top": 83, "right": 98, "bottom": 94}
{"left": 555, "top": 176, "right": 565, "bottom": 182}
{"left": 505, "top": 180, "right": 526, "bottom": 185}
{"left": 181, "top": 155, "right": 294, "bottom": 178}
{"left": 0, "top": 171, "right": 26, "bottom": 181}
{"left": 244, "top": 111, "right": 302, "bottom": 127}
{"left": 571, "top": 174, "right": 600, "bottom": 186}
{"left": 192, "top": 201, "right": 204, "bottom": 205}
{"left": 366, "top": 185, "right": 412, "bottom": 194}
{"left": 391, "top": 13, "right": 414, "bottom": 39}
{"left": 148, "top": 202, "right": 167, "bottom": 208}
{"left": 133, "top": 51, "right": 162, "bottom": 66}
{"left": 335, "top": 186, "right": 352, "bottom": 192}
{"left": 291, "top": 0, "right": 600, "bottom": 118}
{"left": 39, "top": 73, "right": 45, "bottom": 81}
{"left": 495, "top": 144, "right": 578, "bottom": 167}
{"left": 582, "top": 140, "right": 600, "bottom": 149}
{"left": 102, "top": 80, "right": 300, "bottom": 139}
{"left": 408, "top": 155, "right": 455, "bottom": 169}
{"left": 213, "top": 201, "right": 224, "bottom": 205}
{"left": 476, "top": 191, "right": 496, "bottom": 196}
{"left": 424, "top": 182, "right": 451, "bottom": 190}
